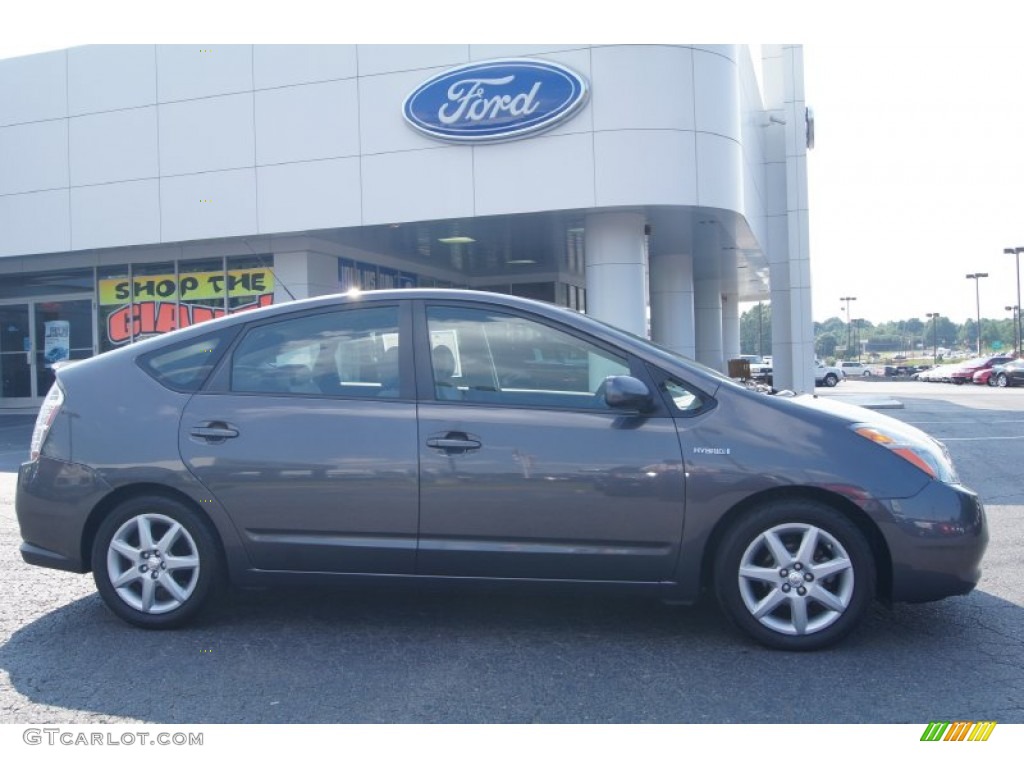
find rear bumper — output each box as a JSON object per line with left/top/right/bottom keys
{"left": 20, "top": 540, "right": 86, "bottom": 573}
{"left": 880, "top": 481, "right": 988, "bottom": 603}
{"left": 16, "top": 456, "right": 111, "bottom": 574}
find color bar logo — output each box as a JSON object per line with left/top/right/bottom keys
{"left": 921, "top": 721, "right": 997, "bottom": 741}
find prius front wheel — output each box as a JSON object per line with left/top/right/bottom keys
{"left": 714, "top": 500, "right": 875, "bottom": 651}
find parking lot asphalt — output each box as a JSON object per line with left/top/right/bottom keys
{"left": 0, "top": 414, "right": 33, "bottom": 474}
{"left": 1, "top": 380, "right": 1022, "bottom": 724}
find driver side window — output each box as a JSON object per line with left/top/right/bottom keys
{"left": 426, "top": 305, "right": 629, "bottom": 409}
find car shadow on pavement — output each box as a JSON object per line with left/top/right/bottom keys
{"left": 1, "top": 584, "right": 1022, "bottom": 724}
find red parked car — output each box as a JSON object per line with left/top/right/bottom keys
{"left": 951, "top": 355, "right": 1015, "bottom": 385}
{"left": 972, "top": 368, "right": 995, "bottom": 385}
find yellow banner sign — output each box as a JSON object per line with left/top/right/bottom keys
{"left": 99, "top": 269, "right": 275, "bottom": 306}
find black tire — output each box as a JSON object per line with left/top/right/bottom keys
{"left": 714, "top": 499, "right": 875, "bottom": 651}
{"left": 824, "top": 373, "right": 838, "bottom": 387}
{"left": 996, "top": 373, "right": 1009, "bottom": 388}
{"left": 91, "top": 495, "right": 223, "bottom": 629}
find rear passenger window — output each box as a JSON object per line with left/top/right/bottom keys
{"left": 230, "top": 307, "right": 401, "bottom": 397}
{"left": 138, "top": 330, "right": 233, "bottom": 392}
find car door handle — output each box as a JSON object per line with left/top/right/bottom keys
{"left": 426, "top": 432, "right": 481, "bottom": 453}
{"left": 190, "top": 423, "right": 239, "bottom": 440}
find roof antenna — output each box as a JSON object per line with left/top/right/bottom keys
{"left": 243, "top": 240, "right": 296, "bottom": 301}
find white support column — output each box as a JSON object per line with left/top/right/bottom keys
{"left": 762, "top": 44, "right": 814, "bottom": 392}
{"left": 272, "top": 251, "right": 340, "bottom": 303}
{"left": 694, "top": 275, "right": 724, "bottom": 372}
{"left": 584, "top": 212, "right": 648, "bottom": 337}
{"left": 650, "top": 252, "right": 696, "bottom": 358}
{"left": 722, "top": 292, "right": 740, "bottom": 361}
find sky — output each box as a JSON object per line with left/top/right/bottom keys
{"left": 3, "top": 1, "right": 1023, "bottom": 327}
{"left": 803, "top": 42, "right": 1024, "bottom": 325}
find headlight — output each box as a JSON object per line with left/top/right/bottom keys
{"left": 851, "top": 422, "right": 959, "bottom": 483}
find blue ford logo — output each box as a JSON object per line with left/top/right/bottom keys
{"left": 403, "top": 59, "right": 589, "bottom": 143}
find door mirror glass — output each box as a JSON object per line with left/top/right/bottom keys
{"left": 602, "top": 375, "right": 652, "bottom": 411}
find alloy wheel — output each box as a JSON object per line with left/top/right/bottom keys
{"left": 106, "top": 513, "right": 201, "bottom": 614}
{"left": 714, "top": 499, "right": 874, "bottom": 650}
{"left": 92, "top": 495, "right": 222, "bottom": 628}
{"left": 737, "top": 522, "right": 854, "bottom": 636}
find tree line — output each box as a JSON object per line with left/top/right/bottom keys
{"left": 740, "top": 304, "right": 1020, "bottom": 360}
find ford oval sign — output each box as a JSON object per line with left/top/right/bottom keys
{"left": 403, "top": 59, "right": 589, "bottom": 143}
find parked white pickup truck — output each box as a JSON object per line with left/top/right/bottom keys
{"left": 814, "top": 362, "right": 845, "bottom": 387}
{"left": 738, "top": 354, "right": 772, "bottom": 380}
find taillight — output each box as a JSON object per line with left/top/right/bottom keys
{"left": 30, "top": 384, "right": 64, "bottom": 461}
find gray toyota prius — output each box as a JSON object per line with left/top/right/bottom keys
{"left": 16, "top": 290, "right": 987, "bottom": 650}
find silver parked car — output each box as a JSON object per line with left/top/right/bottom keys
{"left": 17, "top": 290, "right": 987, "bottom": 650}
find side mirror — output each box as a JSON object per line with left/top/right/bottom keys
{"left": 602, "top": 375, "right": 653, "bottom": 412}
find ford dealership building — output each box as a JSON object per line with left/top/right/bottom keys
{"left": 0, "top": 44, "right": 813, "bottom": 406}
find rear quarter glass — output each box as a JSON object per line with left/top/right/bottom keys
{"left": 137, "top": 328, "right": 237, "bottom": 392}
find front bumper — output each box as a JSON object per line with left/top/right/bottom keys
{"left": 879, "top": 481, "right": 988, "bottom": 603}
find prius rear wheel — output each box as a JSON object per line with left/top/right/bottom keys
{"left": 91, "top": 495, "right": 222, "bottom": 629}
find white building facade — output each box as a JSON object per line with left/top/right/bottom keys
{"left": 0, "top": 44, "right": 814, "bottom": 407}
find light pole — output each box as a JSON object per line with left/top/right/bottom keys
{"left": 1007, "top": 305, "right": 1019, "bottom": 355}
{"left": 926, "top": 312, "right": 939, "bottom": 364}
{"left": 840, "top": 296, "right": 856, "bottom": 358}
{"left": 853, "top": 318, "right": 865, "bottom": 361}
{"left": 1004, "top": 247, "right": 1023, "bottom": 355}
{"left": 966, "top": 273, "right": 989, "bottom": 356}
{"left": 757, "top": 301, "right": 763, "bottom": 358}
